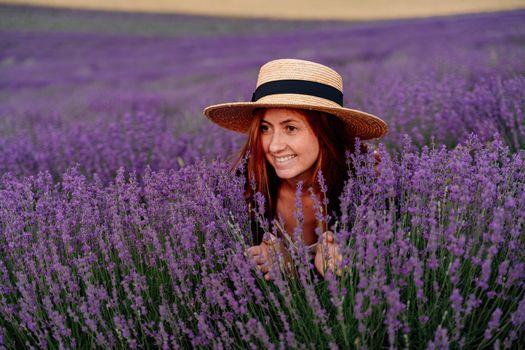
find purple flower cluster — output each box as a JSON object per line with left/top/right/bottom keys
{"left": 0, "top": 112, "right": 242, "bottom": 184}
{"left": 337, "top": 137, "right": 524, "bottom": 348}
{"left": 0, "top": 135, "right": 523, "bottom": 348}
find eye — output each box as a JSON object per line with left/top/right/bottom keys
{"left": 285, "top": 125, "right": 298, "bottom": 134}
{"left": 260, "top": 124, "right": 270, "bottom": 134}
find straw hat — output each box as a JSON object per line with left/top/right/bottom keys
{"left": 203, "top": 58, "right": 388, "bottom": 140}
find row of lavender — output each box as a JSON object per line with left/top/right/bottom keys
{"left": 1, "top": 10, "right": 525, "bottom": 183}
{"left": 1, "top": 137, "right": 523, "bottom": 348}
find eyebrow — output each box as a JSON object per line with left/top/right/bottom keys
{"left": 261, "top": 118, "right": 299, "bottom": 125}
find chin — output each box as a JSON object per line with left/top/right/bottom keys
{"left": 275, "top": 169, "right": 297, "bottom": 179}
{"left": 275, "top": 173, "right": 290, "bottom": 180}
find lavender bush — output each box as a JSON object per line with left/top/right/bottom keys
{"left": 1, "top": 136, "right": 523, "bottom": 348}
{"left": 0, "top": 112, "right": 242, "bottom": 183}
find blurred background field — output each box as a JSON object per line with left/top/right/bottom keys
{"left": 1, "top": 5, "right": 525, "bottom": 182}
{"left": 3, "top": 0, "right": 525, "bottom": 20}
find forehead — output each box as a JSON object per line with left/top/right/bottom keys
{"left": 261, "top": 108, "right": 309, "bottom": 123}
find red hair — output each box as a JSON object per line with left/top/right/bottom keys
{"left": 233, "top": 108, "right": 367, "bottom": 243}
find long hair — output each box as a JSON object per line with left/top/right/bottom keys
{"left": 233, "top": 108, "right": 367, "bottom": 243}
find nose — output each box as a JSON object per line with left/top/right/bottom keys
{"left": 268, "top": 130, "right": 286, "bottom": 154}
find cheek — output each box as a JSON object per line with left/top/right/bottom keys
{"left": 304, "top": 135, "right": 320, "bottom": 160}
{"left": 261, "top": 136, "right": 269, "bottom": 153}
{"left": 309, "top": 143, "right": 320, "bottom": 164}
{"left": 261, "top": 136, "right": 273, "bottom": 162}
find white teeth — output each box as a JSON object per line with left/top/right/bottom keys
{"left": 275, "top": 155, "right": 296, "bottom": 163}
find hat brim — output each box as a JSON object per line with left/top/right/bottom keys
{"left": 203, "top": 101, "right": 388, "bottom": 140}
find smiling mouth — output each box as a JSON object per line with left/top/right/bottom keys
{"left": 275, "top": 155, "right": 297, "bottom": 163}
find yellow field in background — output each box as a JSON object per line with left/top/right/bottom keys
{"left": 2, "top": 0, "right": 525, "bottom": 20}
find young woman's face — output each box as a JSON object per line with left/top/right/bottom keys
{"left": 260, "top": 108, "right": 320, "bottom": 183}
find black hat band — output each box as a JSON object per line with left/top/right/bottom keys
{"left": 251, "top": 79, "right": 343, "bottom": 106}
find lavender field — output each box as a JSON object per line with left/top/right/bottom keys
{"left": 1, "top": 5, "right": 525, "bottom": 349}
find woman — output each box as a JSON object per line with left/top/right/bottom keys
{"left": 203, "top": 58, "right": 387, "bottom": 280}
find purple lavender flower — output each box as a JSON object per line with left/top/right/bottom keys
{"left": 484, "top": 308, "right": 503, "bottom": 340}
